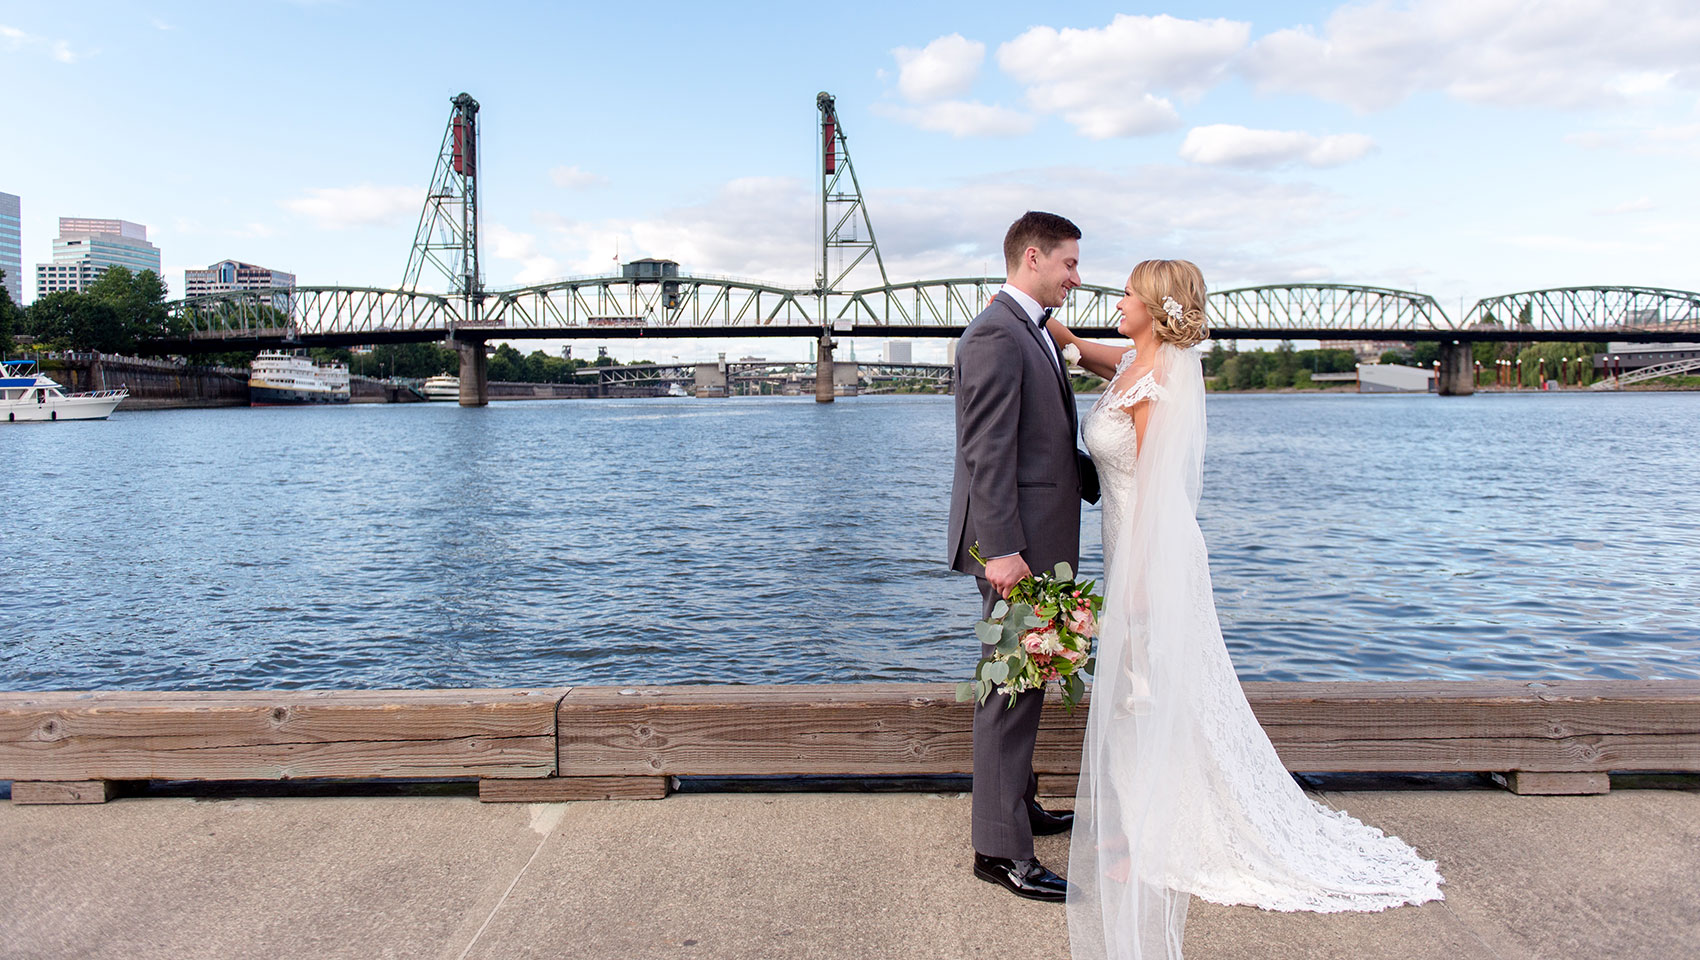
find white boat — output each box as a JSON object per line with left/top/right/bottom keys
{"left": 249, "top": 351, "right": 350, "bottom": 405}
{"left": 1, "top": 359, "right": 127, "bottom": 422}
{"left": 666, "top": 383, "right": 690, "bottom": 397}
{"left": 421, "top": 374, "right": 461, "bottom": 401}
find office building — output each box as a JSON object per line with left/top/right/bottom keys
{"left": 184, "top": 259, "right": 295, "bottom": 299}
{"left": 882, "top": 340, "right": 912, "bottom": 364}
{"left": 0, "top": 192, "right": 20, "bottom": 304}
{"left": 35, "top": 218, "right": 162, "bottom": 296}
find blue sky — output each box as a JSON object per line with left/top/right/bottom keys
{"left": 4, "top": 0, "right": 1697, "bottom": 362}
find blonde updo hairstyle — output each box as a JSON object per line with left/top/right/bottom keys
{"left": 1128, "top": 259, "right": 1209, "bottom": 349}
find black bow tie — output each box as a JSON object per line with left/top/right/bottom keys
{"left": 1039, "top": 308, "right": 1054, "bottom": 324}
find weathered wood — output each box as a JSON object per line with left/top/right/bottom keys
{"left": 558, "top": 682, "right": 1700, "bottom": 779}
{"left": 0, "top": 688, "right": 569, "bottom": 783}
{"left": 1036, "top": 774, "right": 1078, "bottom": 799}
{"left": 479, "top": 776, "right": 671, "bottom": 802}
{"left": 1494, "top": 771, "right": 1612, "bottom": 795}
{"left": 11, "top": 780, "right": 117, "bottom": 804}
{"left": 556, "top": 684, "right": 1087, "bottom": 777}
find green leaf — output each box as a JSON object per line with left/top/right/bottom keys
{"left": 1035, "top": 604, "right": 1058, "bottom": 620}
{"left": 956, "top": 682, "right": 976, "bottom": 702}
{"left": 984, "top": 661, "right": 1009, "bottom": 684}
{"left": 995, "top": 634, "right": 1019, "bottom": 656}
{"left": 990, "top": 599, "right": 1009, "bottom": 620}
{"left": 974, "top": 621, "right": 1001, "bottom": 646}
{"left": 1023, "top": 615, "right": 1048, "bottom": 628}
{"left": 1083, "top": 658, "right": 1096, "bottom": 675}
{"left": 1054, "top": 561, "right": 1074, "bottom": 581}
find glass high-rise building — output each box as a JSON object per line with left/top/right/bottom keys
{"left": 0, "top": 192, "right": 20, "bottom": 304}
{"left": 35, "top": 217, "right": 163, "bottom": 297}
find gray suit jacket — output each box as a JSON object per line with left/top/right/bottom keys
{"left": 947, "top": 292, "right": 1098, "bottom": 577}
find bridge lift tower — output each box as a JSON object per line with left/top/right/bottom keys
{"left": 404, "top": 92, "right": 487, "bottom": 405}
{"left": 815, "top": 92, "right": 887, "bottom": 403}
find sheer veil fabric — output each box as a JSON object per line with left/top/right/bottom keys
{"left": 1067, "top": 343, "right": 1444, "bottom": 960}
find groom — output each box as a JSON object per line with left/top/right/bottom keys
{"left": 948, "top": 211, "right": 1097, "bottom": 903}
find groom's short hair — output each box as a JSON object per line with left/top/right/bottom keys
{"left": 1003, "top": 212, "right": 1081, "bottom": 271}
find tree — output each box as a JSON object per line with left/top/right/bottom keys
{"left": 0, "top": 268, "right": 18, "bottom": 356}
{"left": 27, "top": 290, "right": 123, "bottom": 352}
{"left": 85, "top": 266, "right": 172, "bottom": 352}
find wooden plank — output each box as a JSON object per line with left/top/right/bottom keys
{"left": 1495, "top": 771, "right": 1612, "bottom": 795}
{"left": 558, "top": 684, "right": 1087, "bottom": 777}
{"left": 559, "top": 683, "right": 1700, "bottom": 779}
{"left": 3, "top": 735, "right": 554, "bottom": 781}
{"left": 11, "top": 780, "right": 116, "bottom": 805}
{"left": 1247, "top": 681, "right": 1700, "bottom": 741}
{"left": 1037, "top": 774, "right": 1078, "bottom": 799}
{"left": 479, "top": 776, "right": 670, "bottom": 802}
{"left": 1270, "top": 734, "right": 1700, "bottom": 772}
{"left": 0, "top": 688, "right": 570, "bottom": 782}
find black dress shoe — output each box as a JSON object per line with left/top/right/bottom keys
{"left": 1028, "top": 801, "right": 1074, "bottom": 836}
{"left": 973, "top": 853, "right": 1068, "bottom": 902}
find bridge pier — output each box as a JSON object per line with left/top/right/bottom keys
{"left": 815, "top": 334, "right": 835, "bottom": 404}
{"left": 1437, "top": 341, "right": 1475, "bottom": 396}
{"left": 455, "top": 339, "right": 488, "bottom": 407}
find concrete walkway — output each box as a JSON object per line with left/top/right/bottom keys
{"left": 1, "top": 778, "right": 1695, "bottom": 959}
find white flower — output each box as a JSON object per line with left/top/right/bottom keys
{"left": 1062, "top": 343, "right": 1082, "bottom": 367}
{"left": 1161, "top": 296, "right": 1185, "bottom": 322}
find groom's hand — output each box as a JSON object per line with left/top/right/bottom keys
{"left": 984, "top": 554, "right": 1032, "bottom": 597}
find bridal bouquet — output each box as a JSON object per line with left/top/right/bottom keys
{"left": 958, "top": 546, "right": 1102, "bottom": 712}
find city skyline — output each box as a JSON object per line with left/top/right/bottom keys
{"left": 5, "top": 1, "right": 1697, "bottom": 362}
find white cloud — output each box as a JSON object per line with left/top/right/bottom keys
{"left": 893, "top": 34, "right": 985, "bottom": 102}
{"left": 997, "top": 14, "right": 1249, "bottom": 138}
{"left": 1596, "top": 197, "right": 1654, "bottom": 215}
{"left": 151, "top": 18, "right": 175, "bottom": 31}
{"left": 1179, "top": 124, "right": 1377, "bottom": 168}
{"left": 486, "top": 223, "right": 561, "bottom": 285}
{"left": 872, "top": 100, "right": 1034, "bottom": 138}
{"left": 549, "top": 165, "right": 608, "bottom": 189}
{"left": 2, "top": 24, "right": 84, "bottom": 63}
{"left": 1242, "top": 0, "right": 1700, "bottom": 112}
{"left": 282, "top": 184, "right": 419, "bottom": 229}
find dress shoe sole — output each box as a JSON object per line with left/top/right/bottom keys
{"left": 973, "top": 864, "right": 1067, "bottom": 902}
{"left": 1029, "top": 820, "right": 1073, "bottom": 837}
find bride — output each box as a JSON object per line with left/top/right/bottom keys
{"left": 1045, "top": 260, "right": 1444, "bottom": 959}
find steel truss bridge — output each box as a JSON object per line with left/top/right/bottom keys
{"left": 152, "top": 92, "right": 1700, "bottom": 356}
{"left": 160, "top": 280, "right": 1700, "bottom": 352}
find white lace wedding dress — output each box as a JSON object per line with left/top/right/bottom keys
{"left": 1067, "top": 345, "right": 1443, "bottom": 960}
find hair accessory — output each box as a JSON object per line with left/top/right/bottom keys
{"left": 1161, "top": 296, "right": 1185, "bottom": 322}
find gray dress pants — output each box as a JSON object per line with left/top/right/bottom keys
{"left": 971, "top": 577, "right": 1044, "bottom": 859}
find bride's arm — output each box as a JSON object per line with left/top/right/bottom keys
{"left": 1046, "top": 317, "right": 1128, "bottom": 380}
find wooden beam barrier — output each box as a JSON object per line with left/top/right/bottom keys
{"left": 0, "top": 688, "right": 568, "bottom": 804}
{"left": 6, "top": 681, "right": 1698, "bottom": 805}
{"left": 557, "top": 681, "right": 1700, "bottom": 798}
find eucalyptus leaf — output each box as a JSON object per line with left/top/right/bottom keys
{"left": 1023, "top": 615, "right": 1048, "bottom": 628}
{"left": 974, "top": 621, "right": 1001, "bottom": 646}
{"left": 956, "top": 682, "right": 976, "bottom": 702}
{"left": 990, "top": 599, "right": 1009, "bottom": 620}
{"left": 1054, "top": 561, "right": 1073, "bottom": 581}
{"left": 1084, "top": 658, "right": 1097, "bottom": 675}
{"left": 995, "top": 634, "right": 1019, "bottom": 656}
{"left": 985, "top": 661, "right": 1009, "bottom": 684}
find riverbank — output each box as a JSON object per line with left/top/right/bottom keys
{"left": 2, "top": 779, "right": 1693, "bottom": 959}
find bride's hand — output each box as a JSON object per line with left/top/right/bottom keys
{"left": 1048, "top": 318, "right": 1123, "bottom": 381}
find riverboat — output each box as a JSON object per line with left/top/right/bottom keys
{"left": 421, "top": 374, "right": 460, "bottom": 401}
{"left": 249, "top": 351, "right": 350, "bottom": 405}
{"left": 1, "top": 359, "right": 127, "bottom": 422}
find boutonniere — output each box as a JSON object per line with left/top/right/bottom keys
{"left": 1062, "top": 343, "right": 1082, "bottom": 368}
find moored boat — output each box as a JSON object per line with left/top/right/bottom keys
{"left": 1, "top": 359, "right": 127, "bottom": 422}
{"left": 249, "top": 351, "right": 350, "bottom": 405}
{"left": 421, "top": 374, "right": 460, "bottom": 401}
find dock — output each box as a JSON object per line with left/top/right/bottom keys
{"left": 3, "top": 681, "right": 1697, "bottom": 957}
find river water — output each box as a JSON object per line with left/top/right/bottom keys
{"left": 3, "top": 391, "right": 1697, "bottom": 690}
